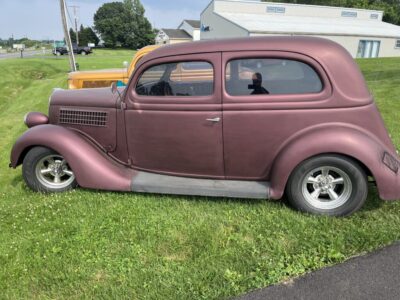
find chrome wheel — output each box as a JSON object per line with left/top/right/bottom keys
{"left": 35, "top": 154, "right": 75, "bottom": 189}
{"left": 301, "top": 166, "right": 352, "bottom": 210}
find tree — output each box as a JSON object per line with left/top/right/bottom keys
{"left": 70, "top": 25, "right": 100, "bottom": 46}
{"left": 78, "top": 25, "right": 100, "bottom": 46}
{"left": 69, "top": 28, "right": 77, "bottom": 44}
{"left": 94, "top": 2, "right": 126, "bottom": 47}
{"left": 84, "top": 26, "right": 100, "bottom": 46}
{"left": 122, "top": 0, "right": 155, "bottom": 48}
{"left": 262, "top": 0, "right": 400, "bottom": 25}
{"left": 94, "top": 0, "right": 155, "bottom": 48}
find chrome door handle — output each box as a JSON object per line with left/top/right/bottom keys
{"left": 206, "top": 117, "right": 221, "bottom": 123}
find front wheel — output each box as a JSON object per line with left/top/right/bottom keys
{"left": 22, "top": 147, "right": 77, "bottom": 193}
{"left": 80, "top": 51, "right": 87, "bottom": 55}
{"left": 285, "top": 155, "right": 368, "bottom": 217}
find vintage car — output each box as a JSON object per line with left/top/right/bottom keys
{"left": 67, "top": 45, "right": 159, "bottom": 89}
{"left": 10, "top": 37, "right": 400, "bottom": 216}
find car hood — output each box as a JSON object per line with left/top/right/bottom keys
{"left": 68, "top": 68, "right": 128, "bottom": 81}
{"left": 50, "top": 87, "right": 121, "bottom": 109}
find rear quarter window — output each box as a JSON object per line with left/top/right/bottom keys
{"left": 226, "top": 58, "right": 323, "bottom": 96}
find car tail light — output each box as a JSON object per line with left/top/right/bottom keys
{"left": 383, "top": 152, "right": 399, "bottom": 174}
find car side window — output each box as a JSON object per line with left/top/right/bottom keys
{"left": 225, "top": 58, "right": 323, "bottom": 96}
{"left": 136, "top": 61, "right": 214, "bottom": 97}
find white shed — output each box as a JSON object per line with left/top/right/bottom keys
{"left": 200, "top": 0, "right": 400, "bottom": 58}
{"left": 155, "top": 20, "right": 201, "bottom": 45}
{"left": 155, "top": 29, "right": 192, "bottom": 45}
{"left": 178, "top": 20, "right": 201, "bottom": 41}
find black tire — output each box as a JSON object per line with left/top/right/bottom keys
{"left": 285, "top": 155, "right": 368, "bottom": 217}
{"left": 80, "top": 51, "right": 87, "bottom": 55}
{"left": 22, "top": 147, "right": 78, "bottom": 193}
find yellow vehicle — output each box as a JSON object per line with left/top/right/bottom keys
{"left": 67, "top": 45, "right": 160, "bottom": 89}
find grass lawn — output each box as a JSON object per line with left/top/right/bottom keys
{"left": 0, "top": 51, "right": 400, "bottom": 300}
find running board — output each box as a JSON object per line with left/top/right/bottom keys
{"left": 131, "top": 171, "right": 270, "bottom": 199}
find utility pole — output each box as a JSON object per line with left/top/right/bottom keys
{"left": 70, "top": 5, "right": 80, "bottom": 46}
{"left": 59, "top": 0, "right": 76, "bottom": 72}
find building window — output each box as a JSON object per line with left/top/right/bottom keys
{"left": 225, "top": 58, "right": 323, "bottom": 96}
{"left": 357, "top": 40, "right": 380, "bottom": 58}
{"left": 136, "top": 61, "right": 214, "bottom": 97}
{"left": 266, "top": 6, "right": 286, "bottom": 14}
{"left": 370, "top": 13, "right": 379, "bottom": 19}
{"left": 396, "top": 40, "right": 400, "bottom": 49}
{"left": 341, "top": 11, "right": 357, "bottom": 18}
{"left": 201, "top": 24, "right": 210, "bottom": 32}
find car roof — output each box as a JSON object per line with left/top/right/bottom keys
{"left": 143, "top": 36, "right": 341, "bottom": 62}
{"left": 140, "top": 36, "right": 370, "bottom": 102}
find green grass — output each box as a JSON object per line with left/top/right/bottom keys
{"left": 1, "top": 52, "right": 400, "bottom": 300}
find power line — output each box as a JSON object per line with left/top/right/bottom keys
{"left": 66, "top": 6, "right": 74, "bottom": 27}
{"left": 69, "top": 5, "right": 80, "bottom": 45}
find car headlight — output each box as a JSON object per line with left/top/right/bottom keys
{"left": 24, "top": 112, "right": 49, "bottom": 128}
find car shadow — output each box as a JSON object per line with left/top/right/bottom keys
{"left": 362, "top": 184, "right": 384, "bottom": 212}
{"left": 10, "top": 178, "right": 384, "bottom": 213}
{"left": 10, "top": 174, "right": 23, "bottom": 187}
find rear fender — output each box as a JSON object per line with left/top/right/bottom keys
{"left": 269, "top": 124, "right": 400, "bottom": 201}
{"left": 10, "top": 125, "right": 135, "bottom": 191}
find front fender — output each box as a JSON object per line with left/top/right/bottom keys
{"left": 10, "top": 125, "right": 135, "bottom": 191}
{"left": 269, "top": 124, "right": 400, "bottom": 201}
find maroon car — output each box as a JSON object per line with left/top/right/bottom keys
{"left": 10, "top": 37, "right": 400, "bottom": 216}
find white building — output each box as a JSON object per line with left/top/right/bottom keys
{"left": 178, "top": 20, "right": 201, "bottom": 41}
{"left": 155, "top": 20, "right": 201, "bottom": 45}
{"left": 200, "top": 0, "right": 400, "bottom": 58}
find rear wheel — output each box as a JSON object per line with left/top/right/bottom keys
{"left": 286, "top": 155, "right": 368, "bottom": 216}
{"left": 80, "top": 51, "right": 87, "bottom": 55}
{"left": 22, "top": 147, "right": 77, "bottom": 193}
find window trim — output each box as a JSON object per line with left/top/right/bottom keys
{"left": 135, "top": 61, "right": 215, "bottom": 97}
{"left": 222, "top": 51, "right": 332, "bottom": 104}
{"left": 357, "top": 40, "right": 381, "bottom": 58}
{"left": 225, "top": 57, "right": 324, "bottom": 97}
{"left": 128, "top": 53, "right": 221, "bottom": 106}
{"left": 395, "top": 39, "right": 400, "bottom": 49}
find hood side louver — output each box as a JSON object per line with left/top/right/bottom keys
{"left": 59, "top": 108, "right": 108, "bottom": 127}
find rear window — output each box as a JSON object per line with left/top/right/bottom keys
{"left": 225, "top": 58, "right": 323, "bottom": 96}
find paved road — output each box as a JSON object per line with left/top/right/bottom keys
{"left": 0, "top": 50, "right": 50, "bottom": 60}
{"left": 237, "top": 242, "right": 400, "bottom": 300}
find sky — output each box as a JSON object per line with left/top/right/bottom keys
{"left": 0, "top": 0, "right": 211, "bottom": 40}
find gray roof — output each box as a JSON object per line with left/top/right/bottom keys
{"left": 183, "top": 20, "right": 201, "bottom": 29}
{"left": 217, "top": 12, "right": 400, "bottom": 38}
{"left": 161, "top": 29, "right": 192, "bottom": 39}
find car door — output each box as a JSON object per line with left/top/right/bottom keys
{"left": 124, "top": 53, "right": 224, "bottom": 178}
{"left": 222, "top": 51, "right": 332, "bottom": 180}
